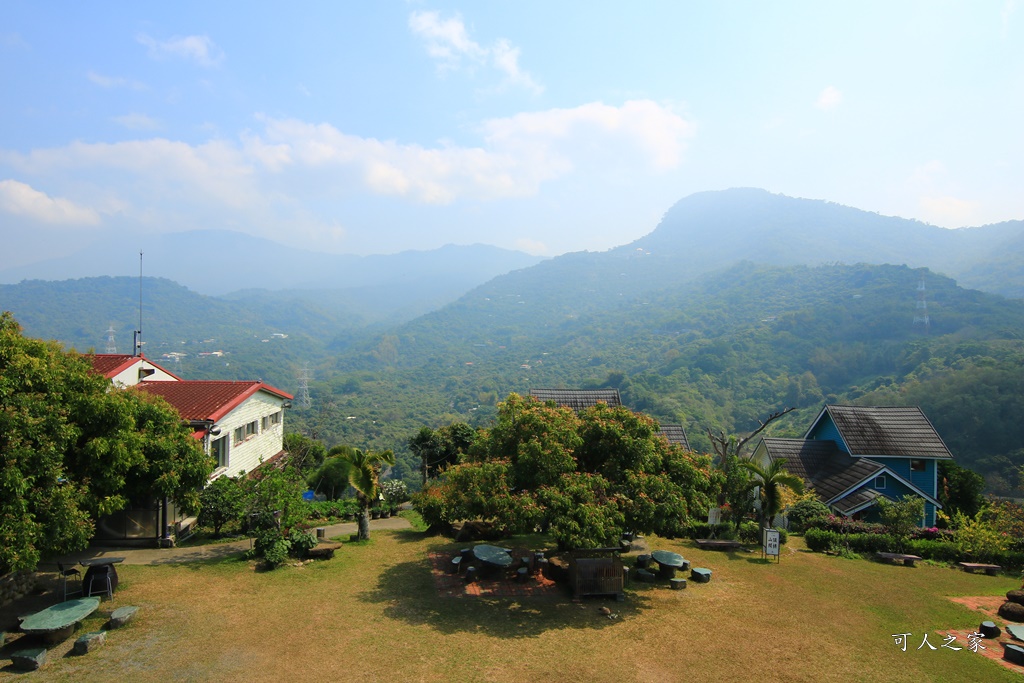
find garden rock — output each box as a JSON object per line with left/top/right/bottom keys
{"left": 670, "top": 578, "right": 687, "bottom": 590}
{"left": 998, "top": 600, "right": 1024, "bottom": 622}
{"left": 690, "top": 567, "right": 712, "bottom": 583}
{"left": 11, "top": 647, "right": 47, "bottom": 671}
{"left": 109, "top": 605, "right": 139, "bottom": 629}
{"left": 635, "top": 569, "right": 656, "bottom": 583}
{"left": 979, "top": 621, "right": 1001, "bottom": 639}
{"left": 1006, "top": 589, "right": 1024, "bottom": 606}
{"left": 73, "top": 631, "right": 106, "bottom": 655}
{"left": 1004, "top": 643, "right": 1024, "bottom": 666}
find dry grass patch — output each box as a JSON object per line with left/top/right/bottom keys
{"left": 1, "top": 533, "right": 1019, "bottom": 682}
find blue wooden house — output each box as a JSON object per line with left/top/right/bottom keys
{"left": 752, "top": 405, "right": 952, "bottom": 526}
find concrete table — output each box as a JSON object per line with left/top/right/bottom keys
{"left": 651, "top": 550, "right": 686, "bottom": 579}
{"left": 19, "top": 597, "right": 100, "bottom": 643}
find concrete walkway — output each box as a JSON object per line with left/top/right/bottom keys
{"left": 57, "top": 515, "right": 413, "bottom": 566}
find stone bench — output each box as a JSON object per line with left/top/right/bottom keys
{"left": 690, "top": 567, "right": 712, "bottom": 583}
{"left": 695, "top": 539, "right": 741, "bottom": 551}
{"left": 875, "top": 552, "right": 922, "bottom": 567}
{"left": 670, "top": 578, "right": 687, "bottom": 590}
{"left": 307, "top": 542, "right": 342, "bottom": 560}
{"left": 1004, "top": 643, "right": 1024, "bottom": 666}
{"left": 108, "top": 605, "right": 139, "bottom": 629}
{"left": 635, "top": 568, "right": 656, "bottom": 583}
{"left": 73, "top": 631, "right": 107, "bottom": 655}
{"left": 958, "top": 562, "right": 1001, "bottom": 576}
{"left": 11, "top": 648, "right": 47, "bottom": 671}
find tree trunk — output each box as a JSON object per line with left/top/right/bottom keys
{"left": 357, "top": 506, "right": 371, "bottom": 541}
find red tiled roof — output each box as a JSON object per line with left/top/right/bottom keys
{"left": 85, "top": 353, "right": 183, "bottom": 381}
{"left": 135, "top": 381, "right": 293, "bottom": 423}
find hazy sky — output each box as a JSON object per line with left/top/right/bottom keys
{"left": 1, "top": 1, "right": 1021, "bottom": 269}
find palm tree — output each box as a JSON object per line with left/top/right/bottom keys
{"left": 740, "top": 458, "right": 805, "bottom": 531}
{"left": 342, "top": 448, "right": 396, "bottom": 540}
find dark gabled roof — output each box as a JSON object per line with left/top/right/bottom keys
{"left": 760, "top": 438, "right": 884, "bottom": 504}
{"left": 831, "top": 488, "right": 886, "bottom": 516}
{"left": 529, "top": 388, "right": 622, "bottom": 412}
{"left": 135, "top": 380, "right": 292, "bottom": 423}
{"left": 816, "top": 405, "right": 954, "bottom": 460}
{"left": 656, "top": 424, "right": 690, "bottom": 450}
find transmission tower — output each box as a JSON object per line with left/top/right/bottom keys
{"left": 913, "top": 275, "right": 930, "bottom": 334}
{"left": 296, "top": 364, "right": 312, "bottom": 409}
{"left": 105, "top": 325, "right": 117, "bottom": 353}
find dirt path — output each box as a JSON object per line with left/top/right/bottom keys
{"left": 55, "top": 515, "right": 412, "bottom": 566}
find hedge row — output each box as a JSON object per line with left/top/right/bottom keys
{"left": 804, "top": 529, "right": 1024, "bottom": 570}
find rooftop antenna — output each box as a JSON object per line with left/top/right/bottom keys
{"left": 133, "top": 250, "right": 144, "bottom": 357}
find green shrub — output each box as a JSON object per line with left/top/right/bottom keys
{"left": 786, "top": 499, "right": 831, "bottom": 533}
{"left": 906, "top": 539, "right": 961, "bottom": 563}
{"left": 686, "top": 522, "right": 736, "bottom": 540}
{"left": 287, "top": 528, "right": 318, "bottom": 558}
{"left": 739, "top": 521, "right": 760, "bottom": 544}
{"left": 198, "top": 476, "right": 244, "bottom": 536}
{"left": 805, "top": 529, "right": 895, "bottom": 554}
{"left": 253, "top": 529, "right": 291, "bottom": 568}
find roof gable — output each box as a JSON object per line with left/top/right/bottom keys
{"left": 135, "top": 380, "right": 292, "bottom": 422}
{"left": 86, "top": 353, "right": 182, "bottom": 382}
{"left": 761, "top": 438, "right": 884, "bottom": 503}
{"left": 529, "top": 388, "right": 622, "bottom": 412}
{"left": 818, "top": 405, "right": 953, "bottom": 459}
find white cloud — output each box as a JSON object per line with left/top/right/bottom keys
{"left": 87, "top": 71, "right": 146, "bottom": 90}
{"left": 815, "top": 86, "right": 843, "bottom": 111}
{"left": 1002, "top": 1, "right": 1017, "bottom": 39}
{"left": 113, "top": 113, "right": 160, "bottom": 131}
{"left": 409, "top": 10, "right": 542, "bottom": 93}
{"left": 918, "top": 195, "right": 978, "bottom": 227}
{"left": 514, "top": 237, "right": 548, "bottom": 256}
{"left": 136, "top": 33, "right": 224, "bottom": 67}
{"left": 0, "top": 179, "right": 101, "bottom": 225}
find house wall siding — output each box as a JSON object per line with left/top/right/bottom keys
{"left": 215, "top": 392, "right": 285, "bottom": 476}
{"left": 808, "top": 416, "right": 846, "bottom": 451}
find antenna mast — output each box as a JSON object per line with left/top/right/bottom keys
{"left": 134, "top": 250, "right": 144, "bottom": 357}
{"left": 105, "top": 325, "right": 117, "bottom": 354}
{"left": 297, "top": 363, "right": 312, "bottom": 409}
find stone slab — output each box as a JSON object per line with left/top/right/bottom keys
{"left": 1007, "top": 623, "right": 1024, "bottom": 642}
{"left": 11, "top": 647, "right": 47, "bottom": 671}
{"left": 73, "top": 630, "right": 107, "bottom": 655}
{"left": 691, "top": 567, "right": 712, "bottom": 583}
{"left": 109, "top": 605, "right": 139, "bottom": 629}
{"left": 1004, "top": 643, "right": 1024, "bottom": 667}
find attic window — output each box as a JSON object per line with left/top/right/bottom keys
{"left": 875, "top": 475, "right": 887, "bottom": 489}
{"left": 138, "top": 368, "right": 155, "bottom": 380}
{"left": 910, "top": 459, "right": 926, "bottom": 472}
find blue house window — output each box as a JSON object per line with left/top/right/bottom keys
{"left": 875, "top": 475, "right": 886, "bottom": 489}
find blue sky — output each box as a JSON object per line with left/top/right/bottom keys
{"left": 1, "top": 1, "right": 1021, "bottom": 271}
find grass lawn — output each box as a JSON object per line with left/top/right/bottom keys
{"left": 2, "top": 532, "right": 1020, "bottom": 682}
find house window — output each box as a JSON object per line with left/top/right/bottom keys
{"left": 875, "top": 475, "right": 887, "bottom": 489}
{"left": 211, "top": 435, "right": 229, "bottom": 469}
{"left": 910, "top": 459, "right": 926, "bottom": 472}
{"left": 262, "top": 411, "right": 282, "bottom": 431}
{"left": 233, "top": 421, "right": 258, "bottom": 444}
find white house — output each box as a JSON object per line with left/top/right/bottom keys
{"left": 88, "top": 353, "right": 182, "bottom": 387}
{"left": 87, "top": 354, "right": 293, "bottom": 545}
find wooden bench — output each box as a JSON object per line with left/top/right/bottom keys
{"left": 875, "top": 552, "right": 922, "bottom": 567}
{"left": 958, "top": 562, "right": 1001, "bottom": 576}
{"left": 695, "top": 539, "right": 741, "bottom": 551}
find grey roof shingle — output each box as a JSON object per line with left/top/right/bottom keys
{"left": 821, "top": 405, "right": 953, "bottom": 460}
{"left": 760, "top": 438, "right": 884, "bottom": 504}
{"left": 529, "top": 388, "right": 622, "bottom": 412}
{"left": 656, "top": 424, "right": 690, "bottom": 450}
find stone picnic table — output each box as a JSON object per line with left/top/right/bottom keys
{"left": 19, "top": 596, "right": 101, "bottom": 643}
{"left": 472, "top": 544, "right": 513, "bottom": 576}
{"left": 650, "top": 550, "right": 688, "bottom": 579}
{"left": 81, "top": 556, "right": 125, "bottom": 596}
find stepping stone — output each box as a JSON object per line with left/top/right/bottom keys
{"left": 691, "top": 567, "right": 712, "bottom": 583}
{"left": 465, "top": 566, "right": 478, "bottom": 583}
{"left": 636, "top": 554, "right": 651, "bottom": 569}
{"left": 11, "top": 648, "right": 47, "bottom": 671}
{"left": 109, "top": 605, "right": 139, "bottom": 629}
{"left": 73, "top": 631, "right": 107, "bottom": 655}
{"left": 516, "top": 566, "right": 529, "bottom": 582}
{"left": 1004, "top": 643, "right": 1024, "bottom": 666}
{"left": 979, "top": 620, "right": 1001, "bottom": 639}
{"left": 450, "top": 556, "right": 462, "bottom": 574}
{"left": 1007, "top": 623, "right": 1024, "bottom": 642}
{"left": 670, "top": 578, "right": 687, "bottom": 590}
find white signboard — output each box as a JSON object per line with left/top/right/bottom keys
{"left": 707, "top": 507, "right": 721, "bottom": 525}
{"left": 763, "top": 528, "right": 780, "bottom": 557}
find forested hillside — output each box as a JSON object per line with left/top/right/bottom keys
{"left": 293, "top": 262, "right": 1024, "bottom": 495}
